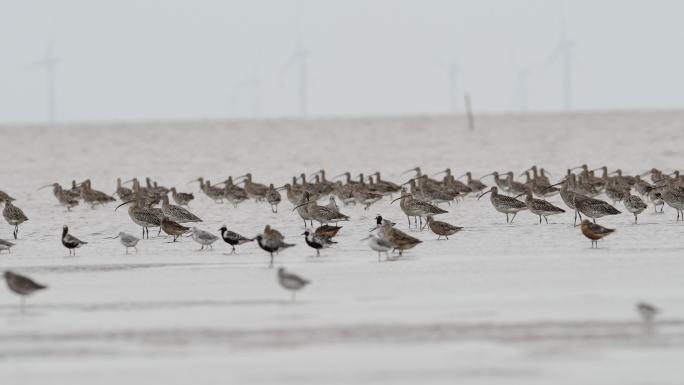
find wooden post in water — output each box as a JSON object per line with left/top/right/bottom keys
{"left": 464, "top": 93, "right": 474, "bottom": 131}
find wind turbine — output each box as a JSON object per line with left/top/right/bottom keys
{"left": 281, "top": 18, "right": 309, "bottom": 117}
{"left": 548, "top": 2, "right": 573, "bottom": 110}
{"left": 31, "top": 41, "right": 59, "bottom": 123}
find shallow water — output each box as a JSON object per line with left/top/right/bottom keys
{"left": 1, "top": 111, "right": 684, "bottom": 384}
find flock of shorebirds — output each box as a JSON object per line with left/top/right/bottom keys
{"left": 0, "top": 166, "right": 676, "bottom": 316}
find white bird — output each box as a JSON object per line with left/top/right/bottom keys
{"left": 277, "top": 267, "right": 310, "bottom": 301}
{"left": 109, "top": 232, "right": 140, "bottom": 254}
{"left": 361, "top": 234, "right": 393, "bottom": 261}
{"left": 190, "top": 227, "right": 219, "bottom": 250}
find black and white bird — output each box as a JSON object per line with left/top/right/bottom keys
{"left": 255, "top": 234, "right": 295, "bottom": 268}
{"left": 3, "top": 271, "right": 47, "bottom": 310}
{"left": 219, "top": 226, "right": 253, "bottom": 254}
{"left": 62, "top": 225, "right": 87, "bottom": 256}
{"left": 0, "top": 238, "right": 16, "bottom": 254}
{"left": 277, "top": 267, "right": 310, "bottom": 301}
{"left": 302, "top": 230, "right": 336, "bottom": 257}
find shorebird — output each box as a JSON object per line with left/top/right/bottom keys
{"left": 161, "top": 194, "right": 202, "bottom": 223}
{"left": 277, "top": 267, "right": 309, "bottom": 301}
{"left": 255, "top": 234, "right": 295, "bottom": 268}
{"left": 479, "top": 171, "right": 509, "bottom": 193}
{"left": 478, "top": 186, "right": 527, "bottom": 223}
{"left": 62, "top": 225, "right": 87, "bottom": 256}
{"left": 219, "top": 226, "right": 253, "bottom": 254}
{"left": 424, "top": 216, "right": 463, "bottom": 239}
{"left": 263, "top": 224, "right": 285, "bottom": 241}
{"left": 314, "top": 224, "right": 342, "bottom": 238}
{"left": 223, "top": 178, "right": 249, "bottom": 207}
{"left": 392, "top": 189, "right": 447, "bottom": 230}
{"left": 302, "top": 230, "right": 336, "bottom": 257}
{"left": 458, "top": 172, "right": 487, "bottom": 194}
{"left": 0, "top": 190, "right": 16, "bottom": 203}
{"left": 109, "top": 232, "right": 140, "bottom": 254}
{"left": 544, "top": 177, "right": 583, "bottom": 226}
{"left": 636, "top": 302, "right": 658, "bottom": 324}
{"left": 161, "top": 217, "right": 190, "bottom": 242}
{"left": 294, "top": 191, "right": 315, "bottom": 228}
{"left": 115, "top": 194, "right": 161, "bottom": 239}
{"left": 655, "top": 178, "right": 684, "bottom": 220}
{"left": 373, "top": 217, "right": 422, "bottom": 257}
{"left": 293, "top": 192, "right": 350, "bottom": 226}
{"left": 236, "top": 173, "right": 268, "bottom": 202}
{"left": 515, "top": 190, "right": 565, "bottom": 224}
{"left": 266, "top": 184, "right": 282, "bottom": 213}
{"left": 39, "top": 183, "right": 79, "bottom": 211}
{"left": 79, "top": 179, "right": 116, "bottom": 208}
{"left": 370, "top": 171, "right": 401, "bottom": 197}
{"left": 190, "top": 177, "right": 224, "bottom": 203}
{"left": 623, "top": 193, "right": 648, "bottom": 224}
{"left": 580, "top": 219, "right": 615, "bottom": 248}
{"left": 190, "top": 227, "right": 219, "bottom": 250}
{"left": 0, "top": 238, "right": 15, "bottom": 254}
{"left": 169, "top": 187, "right": 194, "bottom": 206}
{"left": 2, "top": 201, "right": 28, "bottom": 240}
{"left": 573, "top": 194, "right": 621, "bottom": 223}
{"left": 114, "top": 178, "right": 134, "bottom": 202}
{"left": 361, "top": 233, "right": 393, "bottom": 261}
{"left": 325, "top": 196, "right": 339, "bottom": 212}
{"left": 3, "top": 271, "right": 47, "bottom": 310}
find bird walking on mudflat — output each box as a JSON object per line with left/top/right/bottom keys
{"left": 277, "top": 268, "right": 309, "bottom": 301}
{"left": 160, "top": 217, "right": 190, "bottom": 242}
{"left": 255, "top": 234, "right": 295, "bottom": 268}
{"left": 623, "top": 194, "right": 648, "bottom": 224}
{"left": 361, "top": 233, "right": 393, "bottom": 261}
{"left": 478, "top": 186, "right": 527, "bottom": 223}
{"left": 424, "top": 216, "right": 463, "bottom": 240}
{"left": 219, "top": 226, "right": 253, "bottom": 254}
{"left": 191, "top": 227, "right": 219, "bottom": 250}
{"left": 2, "top": 201, "right": 28, "bottom": 240}
{"left": 314, "top": 225, "right": 342, "bottom": 239}
{"left": 110, "top": 232, "right": 140, "bottom": 254}
{"left": 302, "top": 230, "right": 336, "bottom": 257}
{"left": 3, "top": 271, "right": 47, "bottom": 310}
{"left": 515, "top": 190, "right": 565, "bottom": 224}
{"left": 580, "top": 220, "right": 615, "bottom": 248}
{"left": 574, "top": 195, "right": 621, "bottom": 224}
{"left": 62, "top": 225, "right": 87, "bottom": 256}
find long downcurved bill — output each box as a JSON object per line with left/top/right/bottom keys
{"left": 291, "top": 200, "right": 311, "bottom": 211}
{"left": 400, "top": 168, "right": 418, "bottom": 176}
{"left": 477, "top": 188, "right": 493, "bottom": 200}
{"left": 479, "top": 172, "right": 495, "bottom": 180}
{"left": 540, "top": 180, "right": 565, "bottom": 193}
{"left": 37, "top": 184, "right": 54, "bottom": 191}
{"left": 114, "top": 200, "right": 134, "bottom": 211}
{"left": 390, "top": 195, "right": 408, "bottom": 204}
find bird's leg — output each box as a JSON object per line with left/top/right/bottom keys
{"left": 506, "top": 213, "right": 509, "bottom": 223}
{"left": 593, "top": 218, "right": 596, "bottom": 224}
{"left": 316, "top": 249, "right": 320, "bottom": 257}
{"left": 269, "top": 253, "right": 274, "bottom": 268}
{"left": 510, "top": 213, "right": 517, "bottom": 223}
{"left": 544, "top": 216, "right": 549, "bottom": 224}
{"left": 407, "top": 216, "right": 411, "bottom": 228}
{"left": 14, "top": 225, "right": 18, "bottom": 239}
{"left": 634, "top": 214, "right": 638, "bottom": 224}
{"left": 231, "top": 246, "right": 236, "bottom": 254}
{"left": 539, "top": 216, "right": 542, "bottom": 224}
{"left": 141, "top": 227, "right": 145, "bottom": 239}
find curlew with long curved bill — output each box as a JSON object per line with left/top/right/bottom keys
{"left": 478, "top": 186, "right": 527, "bottom": 223}
{"left": 514, "top": 189, "right": 565, "bottom": 224}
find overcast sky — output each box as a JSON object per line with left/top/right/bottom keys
{"left": 1, "top": 0, "right": 683, "bottom": 123}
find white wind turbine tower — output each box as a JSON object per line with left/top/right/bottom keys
{"left": 32, "top": 41, "right": 59, "bottom": 123}
{"left": 548, "top": 2, "right": 574, "bottom": 110}
{"left": 281, "top": 19, "right": 309, "bottom": 117}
